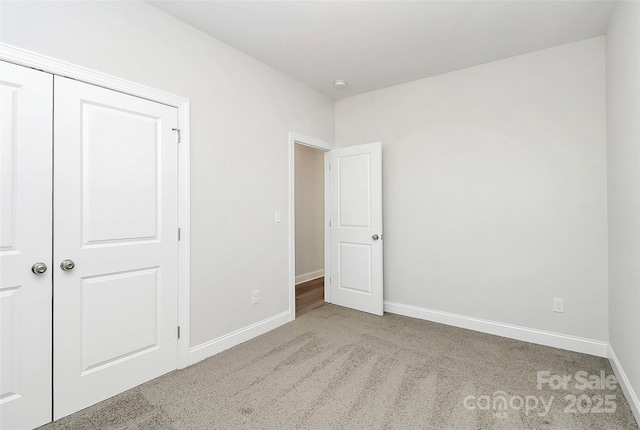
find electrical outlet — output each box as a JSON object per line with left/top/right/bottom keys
{"left": 553, "top": 298, "right": 564, "bottom": 313}
{"left": 252, "top": 290, "right": 260, "bottom": 304}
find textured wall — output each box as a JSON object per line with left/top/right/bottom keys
{"left": 606, "top": 0, "right": 640, "bottom": 414}
{"left": 336, "top": 38, "right": 608, "bottom": 340}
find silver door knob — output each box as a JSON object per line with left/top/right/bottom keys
{"left": 372, "top": 234, "right": 380, "bottom": 240}
{"left": 60, "top": 259, "right": 75, "bottom": 271}
{"left": 31, "top": 262, "right": 48, "bottom": 274}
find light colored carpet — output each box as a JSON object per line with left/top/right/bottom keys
{"left": 39, "top": 304, "right": 638, "bottom": 429}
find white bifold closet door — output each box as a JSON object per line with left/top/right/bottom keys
{"left": 1, "top": 61, "right": 180, "bottom": 429}
{"left": 0, "top": 60, "right": 54, "bottom": 430}
{"left": 53, "top": 76, "right": 179, "bottom": 419}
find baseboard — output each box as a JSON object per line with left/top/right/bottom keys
{"left": 384, "top": 301, "right": 609, "bottom": 357}
{"left": 608, "top": 344, "right": 640, "bottom": 426}
{"left": 188, "top": 310, "right": 291, "bottom": 366}
{"left": 295, "top": 269, "right": 324, "bottom": 285}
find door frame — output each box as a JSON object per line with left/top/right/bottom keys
{"left": 0, "top": 43, "right": 192, "bottom": 369}
{"left": 288, "top": 132, "right": 333, "bottom": 319}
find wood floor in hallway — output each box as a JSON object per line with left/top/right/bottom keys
{"left": 295, "top": 276, "right": 325, "bottom": 317}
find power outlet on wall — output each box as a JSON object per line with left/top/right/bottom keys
{"left": 553, "top": 298, "right": 564, "bottom": 313}
{"left": 252, "top": 290, "right": 260, "bottom": 305}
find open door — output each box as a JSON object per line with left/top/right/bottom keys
{"left": 328, "top": 142, "right": 383, "bottom": 316}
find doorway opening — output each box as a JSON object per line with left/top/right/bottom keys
{"left": 294, "top": 143, "right": 326, "bottom": 316}
{"left": 289, "top": 134, "right": 384, "bottom": 318}
{"left": 288, "top": 132, "right": 333, "bottom": 320}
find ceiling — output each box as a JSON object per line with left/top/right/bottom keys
{"left": 148, "top": 1, "right": 615, "bottom": 99}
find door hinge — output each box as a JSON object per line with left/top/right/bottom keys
{"left": 178, "top": 326, "right": 181, "bottom": 339}
{"left": 329, "top": 220, "right": 332, "bottom": 227}
{"left": 172, "top": 127, "right": 181, "bottom": 143}
{"left": 329, "top": 164, "right": 331, "bottom": 171}
{"left": 178, "top": 228, "right": 181, "bottom": 241}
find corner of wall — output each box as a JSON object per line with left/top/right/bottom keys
{"left": 609, "top": 344, "right": 640, "bottom": 426}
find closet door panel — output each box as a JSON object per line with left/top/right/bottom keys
{"left": 53, "top": 76, "right": 179, "bottom": 420}
{"left": 0, "top": 61, "right": 53, "bottom": 430}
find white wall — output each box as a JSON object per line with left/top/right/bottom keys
{"left": 294, "top": 144, "right": 325, "bottom": 282}
{"left": 0, "top": 1, "right": 334, "bottom": 348}
{"left": 335, "top": 38, "right": 608, "bottom": 340}
{"left": 606, "top": 0, "right": 640, "bottom": 412}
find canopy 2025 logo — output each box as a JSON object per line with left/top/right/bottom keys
{"left": 537, "top": 370, "right": 618, "bottom": 414}
{"left": 463, "top": 370, "right": 618, "bottom": 418}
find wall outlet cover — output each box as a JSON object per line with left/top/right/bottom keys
{"left": 553, "top": 298, "right": 564, "bottom": 313}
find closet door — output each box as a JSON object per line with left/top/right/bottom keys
{"left": 53, "top": 76, "right": 179, "bottom": 419}
{"left": 0, "top": 62, "right": 53, "bottom": 429}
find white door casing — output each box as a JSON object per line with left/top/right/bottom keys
{"left": 329, "top": 142, "right": 383, "bottom": 316}
{"left": 53, "top": 76, "right": 179, "bottom": 419}
{"left": 0, "top": 62, "right": 53, "bottom": 429}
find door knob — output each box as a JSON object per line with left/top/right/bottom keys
{"left": 31, "top": 262, "right": 48, "bottom": 274}
{"left": 60, "top": 259, "right": 75, "bottom": 271}
{"left": 372, "top": 234, "right": 380, "bottom": 240}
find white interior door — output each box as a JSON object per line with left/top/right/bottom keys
{"left": 0, "top": 62, "right": 53, "bottom": 430}
{"left": 53, "top": 76, "right": 179, "bottom": 419}
{"left": 329, "top": 142, "right": 383, "bottom": 316}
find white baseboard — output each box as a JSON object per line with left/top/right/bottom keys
{"left": 188, "top": 310, "right": 291, "bottom": 366}
{"left": 608, "top": 344, "right": 640, "bottom": 426}
{"left": 295, "top": 269, "right": 324, "bottom": 285}
{"left": 384, "top": 301, "right": 609, "bottom": 357}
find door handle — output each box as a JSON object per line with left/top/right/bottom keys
{"left": 31, "top": 262, "right": 48, "bottom": 274}
{"left": 60, "top": 259, "right": 75, "bottom": 271}
{"left": 372, "top": 234, "right": 380, "bottom": 240}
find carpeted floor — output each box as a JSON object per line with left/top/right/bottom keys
{"left": 39, "top": 304, "right": 638, "bottom": 430}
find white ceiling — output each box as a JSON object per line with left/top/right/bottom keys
{"left": 148, "top": 1, "right": 615, "bottom": 99}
